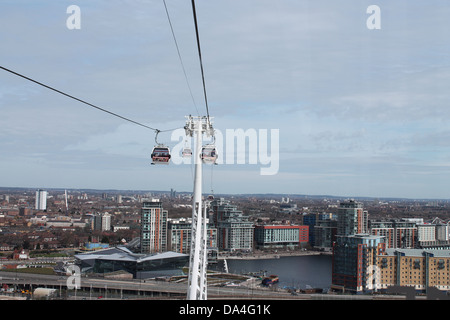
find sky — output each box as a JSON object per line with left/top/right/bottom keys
{"left": 1, "top": 0, "right": 450, "bottom": 199}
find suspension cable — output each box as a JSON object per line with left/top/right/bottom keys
{"left": 163, "top": 0, "right": 200, "bottom": 116}
{"left": 191, "top": 0, "right": 210, "bottom": 121}
{"left": 0, "top": 65, "right": 174, "bottom": 133}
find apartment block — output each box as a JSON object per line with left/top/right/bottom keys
{"left": 337, "top": 200, "right": 368, "bottom": 236}
{"left": 369, "top": 219, "right": 417, "bottom": 248}
{"left": 332, "top": 234, "right": 386, "bottom": 293}
{"left": 35, "top": 189, "right": 47, "bottom": 211}
{"left": 378, "top": 248, "right": 450, "bottom": 292}
{"left": 93, "top": 212, "right": 111, "bottom": 231}
{"left": 210, "top": 198, "right": 254, "bottom": 252}
{"left": 314, "top": 218, "right": 338, "bottom": 250}
{"left": 140, "top": 199, "right": 167, "bottom": 254}
{"left": 254, "top": 225, "right": 309, "bottom": 250}
{"left": 167, "top": 217, "right": 218, "bottom": 261}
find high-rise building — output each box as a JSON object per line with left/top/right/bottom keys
{"left": 332, "top": 234, "right": 386, "bottom": 293}
{"left": 140, "top": 199, "right": 168, "bottom": 254}
{"left": 93, "top": 213, "right": 111, "bottom": 231}
{"left": 210, "top": 198, "right": 254, "bottom": 252}
{"left": 337, "top": 200, "right": 368, "bottom": 236}
{"left": 35, "top": 189, "right": 47, "bottom": 211}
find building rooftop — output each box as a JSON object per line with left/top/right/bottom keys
{"left": 75, "top": 246, "right": 188, "bottom": 263}
{"left": 385, "top": 248, "right": 450, "bottom": 258}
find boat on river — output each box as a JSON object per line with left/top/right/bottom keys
{"left": 262, "top": 275, "right": 279, "bottom": 286}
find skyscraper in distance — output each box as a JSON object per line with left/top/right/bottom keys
{"left": 35, "top": 189, "right": 47, "bottom": 211}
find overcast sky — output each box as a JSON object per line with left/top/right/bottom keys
{"left": 1, "top": 0, "right": 450, "bottom": 199}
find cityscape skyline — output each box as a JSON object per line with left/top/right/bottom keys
{"left": 1, "top": 184, "right": 450, "bottom": 300}
{"left": 1, "top": 1, "right": 450, "bottom": 199}
{"left": 3, "top": 185, "right": 450, "bottom": 202}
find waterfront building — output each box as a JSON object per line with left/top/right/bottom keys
{"left": 377, "top": 248, "right": 450, "bottom": 292}
{"left": 254, "top": 225, "right": 308, "bottom": 250}
{"left": 303, "top": 212, "right": 336, "bottom": 246}
{"left": 167, "top": 217, "right": 218, "bottom": 262}
{"left": 369, "top": 219, "right": 417, "bottom": 248}
{"left": 337, "top": 200, "right": 368, "bottom": 236}
{"left": 75, "top": 246, "right": 189, "bottom": 279}
{"left": 140, "top": 199, "right": 167, "bottom": 254}
{"left": 331, "top": 234, "right": 386, "bottom": 293}
{"left": 302, "top": 214, "right": 317, "bottom": 245}
{"left": 210, "top": 198, "right": 254, "bottom": 252}
{"left": 314, "top": 218, "right": 337, "bottom": 250}
{"left": 35, "top": 189, "right": 47, "bottom": 211}
{"left": 333, "top": 234, "right": 450, "bottom": 294}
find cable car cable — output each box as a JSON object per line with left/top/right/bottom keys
{"left": 163, "top": 0, "right": 200, "bottom": 116}
{"left": 0, "top": 65, "right": 182, "bottom": 134}
{"left": 191, "top": 0, "right": 210, "bottom": 121}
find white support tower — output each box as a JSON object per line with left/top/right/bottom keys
{"left": 185, "top": 115, "right": 214, "bottom": 300}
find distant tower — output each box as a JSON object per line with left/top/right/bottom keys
{"left": 94, "top": 213, "right": 111, "bottom": 231}
{"left": 65, "top": 190, "right": 69, "bottom": 214}
{"left": 35, "top": 189, "right": 47, "bottom": 211}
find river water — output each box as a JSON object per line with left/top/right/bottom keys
{"left": 218, "top": 254, "right": 332, "bottom": 290}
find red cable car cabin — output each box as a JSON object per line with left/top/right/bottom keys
{"left": 151, "top": 146, "right": 171, "bottom": 165}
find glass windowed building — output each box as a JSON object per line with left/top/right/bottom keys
{"left": 168, "top": 217, "right": 218, "bottom": 262}
{"left": 254, "top": 225, "right": 309, "bottom": 250}
{"left": 140, "top": 200, "right": 167, "bottom": 254}
{"left": 75, "top": 247, "right": 189, "bottom": 279}
{"left": 210, "top": 198, "right": 254, "bottom": 252}
{"left": 332, "top": 234, "right": 386, "bottom": 293}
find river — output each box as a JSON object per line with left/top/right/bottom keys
{"left": 217, "top": 254, "right": 332, "bottom": 290}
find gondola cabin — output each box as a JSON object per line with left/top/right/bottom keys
{"left": 151, "top": 146, "right": 171, "bottom": 165}
{"left": 182, "top": 148, "right": 192, "bottom": 158}
{"left": 201, "top": 145, "right": 218, "bottom": 164}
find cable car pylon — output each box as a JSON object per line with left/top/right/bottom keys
{"left": 185, "top": 115, "right": 214, "bottom": 300}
